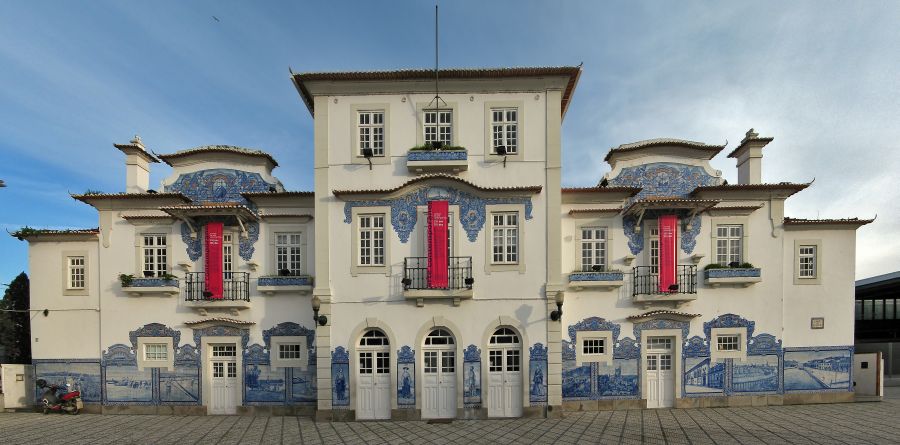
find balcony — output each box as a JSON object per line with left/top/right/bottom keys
{"left": 183, "top": 272, "right": 250, "bottom": 316}
{"left": 406, "top": 146, "right": 468, "bottom": 174}
{"left": 704, "top": 267, "right": 762, "bottom": 288}
{"left": 257, "top": 275, "right": 313, "bottom": 295}
{"left": 632, "top": 265, "right": 698, "bottom": 308}
{"left": 120, "top": 276, "right": 179, "bottom": 297}
{"left": 568, "top": 270, "right": 625, "bottom": 291}
{"left": 402, "top": 256, "right": 473, "bottom": 306}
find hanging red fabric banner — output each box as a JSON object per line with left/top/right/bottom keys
{"left": 658, "top": 215, "right": 678, "bottom": 293}
{"left": 427, "top": 200, "right": 449, "bottom": 288}
{"left": 205, "top": 222, "right": 224, "bottom": 299}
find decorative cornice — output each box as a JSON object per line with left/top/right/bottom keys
{"left": 783, "top": 217, "right": 875, "bottom": 227}
{"left": 690, "top": 182, "right": 810, "bottom": 197}
{"left": 561, "top": 186, "right": 641, "bottom": 195}
{"left": 626, "top": 310, "right": 701, "bottom": 322}
{"left": 71, "top": 192, "right": 191, "bottom": 203}
{"left": 333, "top": 174, "right": 542, "bottom": 197}
{"left": 604, "top": 138, "right": 726, "bottom": 162}
{"left": 567, "top": 208, "right": 623, "bottom": 216}
{"left": 157, "top": 145, "right": 278, "bottom": 167}
{"left": 184, "top": 318, "right": 255, "bottom": 327}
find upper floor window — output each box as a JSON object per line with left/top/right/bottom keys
{"left": 424, "top": 109, "right": 452, "bottom": 146}
{"left": 358, "top": 214, "right": 385, "bottom": 266}
{"left": 276, "top": 232, "right": 302, "bottom": 276}
{"left": 647, "top": 225, "right": 660, "bottom": 274}
{"left": 142, "top": 234, "right": 167, "bottom": 277}
{"left": 716, "top": 225, "right": 743, "bottom": 266}
{"left": 491, "top": 212, "right": 518, "bottom": 264}
{"left": 223, "top": 232, "right": 234, "bottom": 279}
{"left": 67, "top": 256, "right": 85, "bottom": 289}
{"left": 491, "top": 108, "right": 518, "bottom": 154}
{"left": 358, "top": 111, "right": 385, "bottom": 156}
{"left": 580, "top": 227, "right": 607, "bottom": 271}
{"left": 798, "top": 245, "right": 817, "bottom": 278}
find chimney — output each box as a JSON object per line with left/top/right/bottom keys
{"left": 728, "top": 128, "right": 773, "bottom": 185}
{"left": 114, "top": 135, "right": 159, "bottom": 193}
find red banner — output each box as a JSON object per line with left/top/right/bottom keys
{"left": 205, "top": 222, "right": 224, "bottom": 299}
{"left": 658, "top": 215, "right": 678, "bottom": 293}
{"left": 427, "top": 200, "right": 449, "bottom": 288}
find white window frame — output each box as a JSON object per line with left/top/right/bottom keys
{"left": 223, "top": 232, "right": 235, "bottom": 279}
{"left": 484, "top": 100, "right": 525, "bottom": 161}
{"left": 647, "top": 223, "right": 660, "bottom": 274}
{"left": 716, "top": 335, "right": 740, "bottom": 352}
{"left": 144, "top": 343, "right": 169, "bottom": 361}
{"left": 715, "top": 224, "right": 743, "bottom": 266}
{"left": 271, "top": 336, "right": 309, "bottom": 370}
{"left": 580, "top": 227, "right": 607, "bottom": 272}
{"left": 136, "top": 337, "right": 174, "bottom": 370}
{"left": 61, "top": 251, "right": 89, "bottom": 296}
{"left": 710, "top": 328, "right": 747, "bottom": 361}
{"left": 357, "top": 110, "right": 385, "bottom": 157}
{"left": 490, "top": 107, "right": 518, "bottom": 154}
{"left": 351, "top": 104, "right": 391, "bottom": 165}
{"left": 799, "top": 246, "right": 816, "bottom": 278}
{"left": 794, "top": 239, "right": 822, "bottom": 285}
{"left": 358, "top": 214, "right": 385, "bottom": 267}
{"left": 423, "top": 109, "right": 453, "bottom": 146}
{"left": 491, "top": 212, "right": 519, "bottom": 265}
{"left": 350, "top": 207, "right": 391, "bottom": 276}
{"left": 141, "top": 233, "right": 168, "bottom": 277}
{"left": 485, "top": 205, "right": 526, "bottom": 274}
{"left": 67, "top": 256, "right": 85, "bottom": 290}
{"left": 275, "top": 232, "right": 303, "bottom": 276}
{"left": 575, "top": 330, "right": 613, "bottom": 366}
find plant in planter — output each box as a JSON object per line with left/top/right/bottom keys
{"left": 118, "top": 274, "right": 134, "bottom": 287}
{"left": 704, "top": 262, "right": 756, "bottom": 270}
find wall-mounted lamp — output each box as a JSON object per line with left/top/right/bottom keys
{"left": 550, "top": 292, "right": 565, "bottom": 321}
{"left": 362, "top": 148, "right": 374, "bottom": 170}
{"left": 464, "top": 277, "right": 475, "bottom": 289}
{"left": 493, "top": 146, "right": 508, "bottom": 167}
{"left": 311, "top": 295, "right": 328, "bottom": 326}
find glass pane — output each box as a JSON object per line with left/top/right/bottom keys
{"left": 442, "top": 351, "right": 455, "bottom": 373}
{"left": 489, "top": 350, "right": 502, "bottom": 372}
{"left": 886, "top": 299, "right": 896, "bottom": 320}
{"left": 506, "top": 350, "right": 520, "bottom": 372}
{"left": 647, "top": 355, "right": 657, "bottom": 371}
{"left": 874, "top": 300, "right": 884, "bottom": 320}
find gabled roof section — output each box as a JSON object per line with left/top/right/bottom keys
{"left": 690, "top": 182, "right": 810, "bottom": 197}
{"left": 604, "top": 138, "right": 726, "bottom": 162}
{"left": 157, "top": 145, "right": 278, "bottom": 167}
{"left": 72, "top": 192, "right": 191, "bottom": 204}
{"left": 242, "top": 191, "right": 314, "bottom": 198}
{"left": 291, "top": 66, "right": 581, "bottom": 118}
{"left": 783, "top": 217, "right": 874, "bottom": 227}
{"left": 333, "top": 173, "right": 542, "bottom": 197}
{"left": 562, "top": 186, "right": 641, "bottom": 195}
{"left": 11, "top": 227, "right": 99, "bottom": 241}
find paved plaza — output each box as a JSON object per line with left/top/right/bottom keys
{"left": 2, "top": 396, "right": 899, "bottom": 444}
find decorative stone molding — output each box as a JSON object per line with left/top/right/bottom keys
{"left": 122, "top": 278, "right": 179, "bottom": 297}
{"left": 406, "top": 149, "right": 468, "bottom": 174}
{"left": 705, "top": 268, "right": 762, "bottom": 288}
{"left": 257, "top": 276, "right": 313, "bottom": 295}
{"left": 568, "top": 271, "right": 625, "bottom": 291}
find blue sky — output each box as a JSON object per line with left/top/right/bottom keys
{"left": 1, "top": 0, "right": 898, "bottom": 286}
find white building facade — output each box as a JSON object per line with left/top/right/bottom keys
{"left": 18, "top": 66, "right": 872, "bottom": 419}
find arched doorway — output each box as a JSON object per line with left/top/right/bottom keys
{"left": 356, "top": 329, "right": 391, "bottom": 419}
{"left": 487, "top": 327, "right": 523, "bottom": 418}
{"left": 421, "top": 328, "right": 456, "bottom": 419}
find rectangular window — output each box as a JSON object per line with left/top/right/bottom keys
{"left": 358, "top": 215, "right": 385, "bottom": 266}
{"left": 659, "top": 354, "right": 672, "bottom": 371}
{"left": 144, "top": 343, "right": 168, "bottom": 361}
{"left": 227, "top": 362, "right": 237, "bottom": 378}
{"left": 717, "top": 335, "right": 740, "bottom": 351}
{"left": 580, "top": 227, "right": 607, "bottom": 271}
{"left": 716, "top": 225, "right": 743, "bottom": 266}
{"left": 491, "top": 108, "right": 518, "bottom": 154}
{"left": 279, "top": 344, "right": 302, "bottom": 360}
{"left": 424, "top": 351, "right": 438, "bottom": 373}
{"left": 212, "top": 345, "right": 236, "bottom": 357}
{"left": 491, "top": 212, "right": 518, "bottom": 264}
{"left": 276, "top": 232, "right": 303, "bottom": 275}
{"left": 359, "top": 352, "right": 373, "bottom": 374}
{"left": 142, "top": 234, "right": 167, "bottom": 277}
{"left": 874, "top": 299, "right": 885, "bottom": 320}
{"left": 887, "top": 299, "right": 896, "bottom": 320}
{"left": 798, "top": 245, "right": 817, "bottom": 278}
{"left": 67, "top": 256, "right": 85, "bottom": 289}
{"left": 647, "top": 337, "right": 671, "bottom": 351}
{"left": 213, "top": 362, "right": 224, "bottom": 378}
{"left": 582, "top": 338, "right": 605, "bottom": 355}
{"left": 646, "top": 355, "right": 657, "bottom": 371}
{"left": 424, "top": 109, "right": 452, "bottom": 145}
{"left": 506, "top": 350, "right": 520, "bottom": 372}
{"left": 441, "top": 351, "right": 455, "bottom": 373}
{"left": 489, "top": 350, "right": 503, "bottom": 372}
{"left": 855, "top": 300, "right": 863, "bottom": 321}
{"left": 648, "top": 226, "right": 659, "bottom": 274}
{"left": 358, "top": 111, "right": 385, "bottom": 156}
{"left": 375, "top": 352, "right": 390, "bottom": 374}
{"left": 864, "top": 300, "right": 874, "bottom": 320}
{"left": 223, "top": 233, "right": 233, "bottom": 279}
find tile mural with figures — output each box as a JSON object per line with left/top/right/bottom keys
{"left": 159, "top": 367, "right": 200, "bottom": 403}
{"left": 732, "top": 355, "right": 779, "bottom": 393}
{"left": 33, "top": 361, "right": 102, "bottom": 403}
{"left": 244, "top": 364, "right": 286, "bottom": 403}
{"left": 104, "top": 365, "right": 153, "bottom": 403}
{"left": 596, "top": 360, "right": 639, "bottom": 397}
{"left": 463, "top": 361, "right": 481, "bottom": 406}
{"left": 290, "top": 367, "right": 317, "bottom": 403}
{"left": 684, "top": 357, "right": 726, "bottom": 395}
{"left": 784, "top": 348, "right": 852, "bottom": 391}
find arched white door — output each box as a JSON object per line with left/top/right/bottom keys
{"left": 422, "top": 328, "right": 456, "bottom": 419}
{"left": 487, "top": 327, "right": 523, "bottom": 418}
{"left": 356, "top": 329, "right": 391, "bottom": 420}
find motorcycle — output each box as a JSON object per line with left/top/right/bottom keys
{"left": 36, "top": 378, "right": 83, "bottom": 415}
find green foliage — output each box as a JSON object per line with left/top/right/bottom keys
{"left": 739, "top": 262, "right": 755, "bottom": 269}
{"left": 10, "top": 226, "right": 39, "bottom": 240}
{"left": 0, "top": 272, "right": 31, "bottom": 363}
{"left": 118, "top": 274, "right": 134, "bottom": 287}
{"left": 704, "top": 262, "right": 756, "bottom": 270}
{"left": 160, "top": 273, "right": 178, "bottom": 281}
{"left": 408, "top": 144, "right": 467, "bottom": 152}
{"left": 83, "top": 189, "right": 104, "bottom": 195}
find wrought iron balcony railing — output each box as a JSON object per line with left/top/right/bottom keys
{"left": 402, "top": 256, "right": 473, "bottom": 290}
{"left": 632, "top": 265, "right": 697, "bottom": 296}
{"left": 184, "top": 272, "right": 250, "bottom": 301}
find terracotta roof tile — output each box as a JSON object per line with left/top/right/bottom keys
{"left": 567, "top": 208, "right": 623, "bottom": 215}
{"left": 242, "top": 191, "right": 314, "bottom": 198}
{"left": 561, "top": 186, "right": 641, "bottom": 195}
{"left": 71, "top": 192, "right": 191, "bottom": 203}
{"left": 690, "top": 182, "right": 810, "bottom": 196}
{"left": 626, "top": 310, "right": 701, "bottom": 321}
{"left": 604, "top": 138, "right": 726, "bottom": 162}
{"left": 333, "top": 174, "right": 542, "bottom": 196}
{"left": 11, "top": 227, "right": 99, "bottom": 240}
{"left": 157, "top": 145, "right": 278, "bottom": 167}
{"left": 783, "top": 217, "right": 875, "bottom": 226}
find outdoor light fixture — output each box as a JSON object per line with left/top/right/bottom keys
{"left": 494, "top": 146, "right": 508, "bottom": 167}
{"left": 362, "top": 148, "right": 374, "bottom": 170}
{"left": 464, "top": 277, "right": 475, "bottom": 289}
{"left": 311, "top": 295, "right": 328, "bottom": 326}
{"left": 401, "top": 277, "right": 412, "bottom": 290}
{"left": 550, "top": 292, "right": 565, "bottom": 321}
{"left": 591, "top": 265, "right": 603, "bottom": 272}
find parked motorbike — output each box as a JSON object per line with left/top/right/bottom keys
{"left": 36, "top": 378, "right": 83, "bottom": 415}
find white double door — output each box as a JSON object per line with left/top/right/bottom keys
{"left": 208, "top": 344, "right": 239, "bottom": 415}
{"left": 422, "top": 347, "right": 456, "bottom": 419}
{"left": 645, "top": 337, "right": 675, "bottom": 409}
{"left": 486, "top": 347, "right": 523, "bottom": 418}
{"left": 357, "top": 349, "right": 391, "bottom": 420}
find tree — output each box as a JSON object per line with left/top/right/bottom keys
{"left": 0, "top": 272, "right": 30, "bottom": 363}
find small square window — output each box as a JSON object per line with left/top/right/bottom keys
{"left": 717, "top": 335, "right": 740, "bottom": 351}
{"left": 279, "top": 344, "right": 302, "bottom": 360}
{"left": 144, "top": 343, "right": 168, "bottom": 361}
{"left": 582, "top": 338, "right": 605, "bottom": 355}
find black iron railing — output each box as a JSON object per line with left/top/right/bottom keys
{"left": 184, "top": 272, "right": 250, "bottom": 301}
{"left": 632, "top": 265, "right": 697, "bottom": 296}
{"left": 403, "top": 256, "right": 473, "bottom": 290}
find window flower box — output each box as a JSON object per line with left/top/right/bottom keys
{"left": 704, "top": 267, "right": 762, "bottom": 288}
{"left": 257, "top": 275, "right": 313, "bottom": 295}
{"left": 121, "top": 276, "right": 179, "bottom": 297}
{"left": 568, "top": 271, "right": 625, "bottom": 291}
{"left": 406, "top": 146, "right": 468, "bottom": 174}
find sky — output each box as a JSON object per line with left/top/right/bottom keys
{"left": 1, "top": 0, "right": 898, "bottom": 287}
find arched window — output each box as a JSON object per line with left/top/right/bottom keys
{"left": 489, "top": 327, "right": 520, "bottom": 344}
{"left": 424, "top": 328, "right": 455, "bottom": 346}
{"left": 359, "top": 329, "right": 389, "bottom": 346}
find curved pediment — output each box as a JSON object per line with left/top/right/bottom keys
{"left": 333, "top": 174, "right": 542, "bottom": 199}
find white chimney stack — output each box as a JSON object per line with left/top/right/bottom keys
{"left": 728, "top": 128, "right": 773, "bottom": 185}
{"left": 114, "top": 135, "right": 159, "bottom": 193}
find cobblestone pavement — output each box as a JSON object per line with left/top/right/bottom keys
{"left": 2, "top": 399, "right": 900, "bottom": 445}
